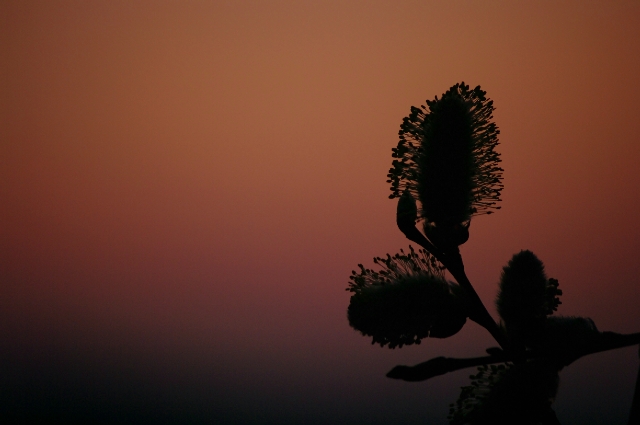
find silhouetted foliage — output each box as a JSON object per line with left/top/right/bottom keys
{"left": 346, "top": 82, "right": 640, "bottom": 425}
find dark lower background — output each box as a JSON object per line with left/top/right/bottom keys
{"left": 1, "top": 319, "right": 637, "bottom": 424}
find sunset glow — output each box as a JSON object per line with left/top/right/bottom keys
{"left": 2, "top": 2, "right": 640, "bottom": 423}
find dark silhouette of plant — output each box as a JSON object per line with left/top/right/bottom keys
{"left": 346, "top": 82, "right": 640, "bottom": 424}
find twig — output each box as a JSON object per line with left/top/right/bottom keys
{"left": 387, "top": 333, "right": 640, "bottom": 383}
{"left": 387, "top": 352, "right": 506, "bottom": 382}
{"left": 396, "top": 219, "right": 508, "bottom": 350}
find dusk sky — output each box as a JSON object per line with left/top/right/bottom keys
{"left": 2, "top": 1, "right": 640, "bottom": 424}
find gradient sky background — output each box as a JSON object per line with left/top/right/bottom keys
{"left": 2, "top": 1, "right": 640, "bottom": 424}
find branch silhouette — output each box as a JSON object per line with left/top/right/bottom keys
{"left": 387, "top": 332, "right": 640, "bottom": 383}
{"left": 345, "top": 82, "right": 640, "bottom": 424}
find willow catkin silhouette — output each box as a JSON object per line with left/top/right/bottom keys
{"left": 449, "top": 360, "right": 561, "bottom": 425}
{"left": 347, "top": 247, "right": 468, "bottom": 348}
{"left": 496, "top": 250, "right": 562, "bottom": 343}
{"left": 387, "top": 82, "right": 503, "bottom": 249}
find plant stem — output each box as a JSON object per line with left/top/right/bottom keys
{"left": 387, "top": 353, "right": 507, "bottom": 382}
{"left": 388, "top": 333, "right": 640, "bottom": 382}
{"left": 397, "top": 222, "right": 508, "bottom": 350}
{"left": 443, "top": 249, "right": 509, "bottom": 351}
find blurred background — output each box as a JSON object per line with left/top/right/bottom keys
{"left": 2, "top": 1, "right": 640, "bottom": 423}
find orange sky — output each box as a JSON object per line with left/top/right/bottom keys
{"left": 2, "top": 1, "right": 640, "bottom": 423}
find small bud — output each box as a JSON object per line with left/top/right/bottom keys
{"left": 396, "top": 190, "right": 418, "bottom": 233}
